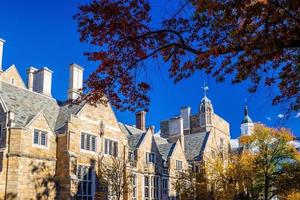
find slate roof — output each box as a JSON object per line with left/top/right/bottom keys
{"left": 118, "top": 123, "right": 146, "bottom": 150}
{"left": 55, "top": 102, "right": 85, "bottom": 131}
{"left": 118, "top": 123, "right": 144, "bottom": 135}
{"left": 0, "top": 81, "right": 86, "bottom": 132}
{"left": 157, "top": 143, "right": 176, "bottom": 160}
{"left": 0, "top": 82, "right": 60, "bottom": 130}
{"left": 184, "top": 132, "right": 209, "bottom": 161}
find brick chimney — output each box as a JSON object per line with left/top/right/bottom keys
{"left": 68, "top": 63, "right": 84, "bottom": 100}
{"left": 136, "top": 111, "right": 146, "bottom": 131}
{"left": 26, "top": 66, "right": 38, "bottom": 91}
{"left": 32, "top": 67, "right": 53, "bottom": 96}
{"left": 0, "top": 38, "right": 5, "bottom": 72}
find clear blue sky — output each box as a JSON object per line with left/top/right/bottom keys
{"left": 0, "top": 0, "right": 299, "bottom": 138}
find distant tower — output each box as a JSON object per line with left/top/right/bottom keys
{"left": 199, "top": 83, "right": 214, "bottom": 129}
{"left": 240, "top": 104, "right": 254, "bottom": 136}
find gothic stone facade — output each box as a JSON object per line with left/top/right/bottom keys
{"left": 0, "top": 39, "right": 230, "bottom": 200}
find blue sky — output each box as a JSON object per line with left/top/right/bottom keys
{"left": 0, "top": 0, "right": 299, "bottom": 138}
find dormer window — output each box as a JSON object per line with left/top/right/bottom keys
{"left": 146, "top": 152, "right": 156, "bottom": 164}
{"left": 33, "top": 129, "right": 47, "bottom": 147}
{"left": 128, "top": 150, "right": 137, "bottom": 161}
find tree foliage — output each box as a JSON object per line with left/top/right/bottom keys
{"left": 174, "top": 124, "right": 300, "bottom": 200}
{"left": 74, "top": 0, "right": 300, "bottom": 111}
{"left": 98, "top": 155, "right": 132, "bottom": 200}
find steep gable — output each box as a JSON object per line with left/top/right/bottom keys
{"left": 2, "top": 64, "right": 26, "bottom": 88}
{"left": 77, "top": 102, "right": 121, "bottom": 131}
{"left": 184, "top": 132, "right": 210, "bottom": 161}
{"left": 0, "top": 81, "right": 59, "bottom": 130}
{"left": 26, "top": 110, "right": 54, "bottom": 134}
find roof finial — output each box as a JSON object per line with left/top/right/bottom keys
{"left": 201, "top": 81, "right": 209, "bottom": 97}
{"left": 244, "top": 99, "right": 249, "bottom": 116}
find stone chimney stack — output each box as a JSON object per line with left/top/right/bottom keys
{"left": 68, "top": 63, "right": 84, "bottom": 100}
{"left": 0, "top": 38, "right": 5, "bottom": 71}
{"left": 32, "top": 67, "right": 53, "bottom": 96}
{"left": 167, "top": 116, "right": 184, "bottom": 150}
{"left": 136, "top": 111, "right": 146, "bottom": 131}
{"left": 26, "top": 66, "right": 37, "bottom": 91}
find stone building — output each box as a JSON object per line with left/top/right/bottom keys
{"left": 0, "top": 38, "right": 230, "bottom": 200}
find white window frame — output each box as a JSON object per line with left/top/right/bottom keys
{"left": 32, "top": 129, "right": 49, "bottom": 149}
{"left": 144, "top": 175, "right": 149, "bottom": 200}
{"left": 146, "top": 152, "right": 156, "bottom": 164}
{"left": 132, "top": 173, "right": 137, "bottom": 200}
{"left": 76, "top": 164, "right": 96, "bottom": 200}
{"left": 104, "top": 138, "right": 118, "bottom": 157}
{"left": 162, "top": 178, "right": 169, "bottom": 197}
{"left": 80, "top": 132, "right": 97, "bottom": 153}
{"left": 176, "top": 160, "right": 183, "bottom": 171}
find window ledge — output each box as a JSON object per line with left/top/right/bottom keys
{"left": 80, "top": 149, "right": 98, "bottom": 155}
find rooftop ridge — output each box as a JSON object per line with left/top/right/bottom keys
{"left": 0, "top": 80, "right": 57, "bottom": 102}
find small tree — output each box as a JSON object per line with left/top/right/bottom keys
{"left": 205, "top": 124, "right": 300, "bottom": 200}
{"left": 173, "top": 168, "right": 210, "bottom": 200}
{"left": 240, "top": 124, "right": 300, "bottom": 200}
{"left": 98, "top": 155, "right": 132, "bottom": 200}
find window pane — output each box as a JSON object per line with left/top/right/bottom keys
{"left": 91, "top": 136, "right": 96, "bottom": 152}
{"left": 86, "top": 134, "right": 91, "bottom": 150}
{"left": 105, "top": 140, "right": 108, "bottom": 154}
{"left": 145, "top": 176, "right": 149, "bottom": 186}
{"left": 145, "top": 188, "right": 149, "bottom": 197}
{"left": 34, "top": 130, "right": 39, "bottom": 144}
{"left": 113, "top": 142, "right": 118, "bottom": 157}
{"left": 81, "top": 134, "right": 85, "bottom": 149}
{"left": 41, "top": 132, "right": 47, "bottom": 146}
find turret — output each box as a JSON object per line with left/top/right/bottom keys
{"left": 199, "top": 84, "right": 213, "bottom": 130}
{"left": 240, "top": 105, "right": 254, "bottom": 136}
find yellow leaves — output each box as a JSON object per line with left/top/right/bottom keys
{"left": 240, "top": 135, "right": 251, "bottom": 145}
{"left": 286, "top": 191, "right": 300, "bottom": 200}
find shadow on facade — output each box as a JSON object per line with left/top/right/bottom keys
{"left": 29, "top": 161, "right": 59, "bottom": 200}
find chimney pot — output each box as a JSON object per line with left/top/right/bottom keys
{"left": 136, "top": 110, "right": 146, "bottom": 131}
{"left": 0, "top": 38, "right": 5, "bottom": 71}
{"left": 32, "top": 67, "right": 53, "bottom": 96}
{"left": 68, "top": 63, "right": 84, "bottom": 100}
{"left": 26, "top": 66, "right": 38, "bottom": 90}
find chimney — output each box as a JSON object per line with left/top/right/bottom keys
{"left": 0, "top": 38, "right": 5, "bottom": 71}
{"left": 136, "top": 110, "right": 146, "bottom": 131}
{"left": 32, "top": 67, "right": 53, "bottom": 96}
{"left": 26, "top": 66, "right": 37, "bottom": 90}
{"left": 68, "top": 63, "right": 84, "bottom": 100}
{"left": 180, "top": 106, "right": 191, "bottom": 131}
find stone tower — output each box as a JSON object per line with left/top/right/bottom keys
{"left": 199, "top": 86, "right": 214, "bottom": 131}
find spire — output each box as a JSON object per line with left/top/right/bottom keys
{"left": 244, "top": 105, "right": 249, "bottom": 116}
{"left": 241, "top": 101, "right": 253, "bottom": 124}
{"left": 201, "top": 81, "right": 209, "bottom": 97}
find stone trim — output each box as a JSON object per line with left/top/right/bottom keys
{"left": 7, "top": 152, "right": 56, "bottom": 161}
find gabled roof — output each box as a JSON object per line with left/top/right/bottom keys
{"left": 0, "top": 81, "right": 60, "bottom": 130}
{"left": 153, "top": 135, "right": 176, "bottom": 160}
{"left": 119, "top": 123, "right": 146, "bottom": 150}
{"left": 127, "top": 132, "right": 146, "bottom": 151}
{"left": 184, "top": 132, "right": 209, "bottom": 161}
{"left": 0, "top": 81, "right": 88, "bottom": 132}
{"left": 118, "top": 122, "right": 144, "bottom": 135}
{"left": 157, "top": 143, "right": 176, "bottom": 160}
{"left": 55, "top": 101, "right": 85, "bottom": 131}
